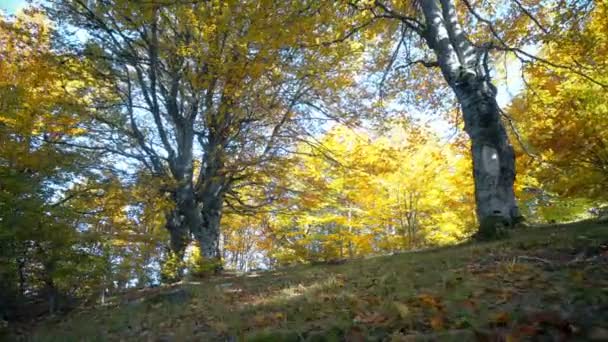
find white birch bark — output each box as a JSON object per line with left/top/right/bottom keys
{"left": 419, "top": 0, "right": 522, "bottom": 235}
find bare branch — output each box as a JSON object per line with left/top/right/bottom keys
{"left": 512, "top": 0, "right": 549, "bottom": 35}
{"left": 378, "top": 23, "right": 407, "bottom": 98}
{"left": 498, "top": 107, "right": 537, "bottom": 159}
{"left": 459, "top": 0, "right": 607, "bottom": 88}
{"left": 394, "top": 58, "right": 440, "bottom": 71}
{"left": 374, "top": 0, "right": 424, "bottom": 33}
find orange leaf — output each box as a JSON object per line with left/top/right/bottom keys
{"left": 491, "top": 312, "right": 510, "bottom": 326}
{"left": 418, "top": 293, "right": 442, "bottom": 309}
{"left": 430, "top": 314, "right": 445, "bottom": 330}
{"left": 461, "top": 299, "right": 477, "bottom": 311}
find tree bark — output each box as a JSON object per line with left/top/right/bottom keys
{"left": 165, "top": 209, "right": 189, "bottom": 259}
{"left": 419, "top": 0, "right": 522, "bottom": 236}
{"left": 193, "top": 124, "right": 228, "bottom": 267}
{"left": 164, "top": 135, "right": 227, "bottom": 271}
{"left": 452, "top": 79, "right": 521, "bottom": 235}
{"left": 199, "top": 197, "right": 223, "bottom": 261}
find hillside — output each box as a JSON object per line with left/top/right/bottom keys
{"left": 11, "top": 221, "right": 608, "bottom": 341}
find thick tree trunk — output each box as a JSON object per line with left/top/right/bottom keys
{"left": 165, "top": 209, "right": 189, "bottom": 258}
{"left": 452, "top": 80, "right": 521, "bottom": 236}
{"left": 418, "top": 0, "right": 522, "bottom": 237}
{"left": 194, "top": 130, "right": 227, "bottom": 269}
{"left": 164, "top": 182, "right": 207, "bottom": 280}
{"left": 164, "top": 174, "right": 225, "bottom": 274}
{"left": 197, "top": 193, "right": 223, "bottom": 265}
{"left": 165, "top": 185, "right": 202, "bottom": 250}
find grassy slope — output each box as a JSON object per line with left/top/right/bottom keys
{"left": 18, "top": 221, "right": 608, "bottom": 341}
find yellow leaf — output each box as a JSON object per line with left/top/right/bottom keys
{"left": 393, "top": 302, "right": 410, "bottom": 319}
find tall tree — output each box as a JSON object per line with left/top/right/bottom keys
{"left": 46, "top": 0, "right": 362, "bottom": 268}
{"left": 356, "top": 0, "right": 520, "bottom": 235}
{"left": 348, "top": 0, "right": 601, "bottom": 235}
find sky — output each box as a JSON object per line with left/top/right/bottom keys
{"left": 1, "top": 0, "right": 27, "bottom": 14}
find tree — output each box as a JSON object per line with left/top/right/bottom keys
{"left": 46, "top": 0, "right": 363, "bottom": 269}
{"left": 380, "top": 127, "right": 476, "bottom": 247}
{"left": 67, "top": 172, "right": 171, "bottom": 290}
{"left": 510, "top": 2, "right": 608, "bottom": 206}
{"left": 221, "top": 213, "right": 271, "bottom": 272}
{"left": 0, "top": 10, "right": 106, "bottom": 317}
{"left": 348, "top": 0, "right": 522, "bottom": 236}
{"left": 251, "top": 124, "right": 476, "bottom": 265}
{"left": 339, "top": 0, "right": 600, "bottom": 235}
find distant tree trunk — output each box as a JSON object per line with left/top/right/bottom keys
{"left": 346, "top": 209, "right": 353, "bottom": 258}
{"left": 16, "top": 251, "right": 27, "bottom": 297}
{"left": 41, "top": 262, "right": 58, "bottom": 314}
{"left": 419, "top": 0, "right": 521, "bottom": 236}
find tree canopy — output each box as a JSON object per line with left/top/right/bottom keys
{"left": 0, "top": 0, "right": 606, "bottom": 327}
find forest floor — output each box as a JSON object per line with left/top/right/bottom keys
{"left": 13, "top": 221, "right": 608, "bottom": 341}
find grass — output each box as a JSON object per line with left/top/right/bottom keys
{"left": 13, "top": 221, "right": 608, "bottom": 341}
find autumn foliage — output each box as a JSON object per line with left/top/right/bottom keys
{"left": 1, "top": 1, "right": 607, "bottom": 336}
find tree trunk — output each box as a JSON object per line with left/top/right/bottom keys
{"left": 165, "top": 171, "right": 225, "bottom": 273}
{"left": 452, "top": 79, "right": 522, "bottom": 236}
{"left": 419, "top": 0, "right": 522, "bottom": 237}
{"left": 165, "top": 209, "right": 189, "bottom": 259}
{"left": 164, "top": 182, "right": 206, "bottom": 280}
{"left": 194, "top": 131, "right": 227, "bottom": 270}
{"left": 17, "top": 252, "right": 26, "bottom": 297}
{"left": 198, "top": 194, "right": 223, "bottom": 264}
{"left": 42, "top": 266, "right": 58, "bottom": 315}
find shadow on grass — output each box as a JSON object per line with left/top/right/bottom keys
{"left": 22, "top": 220, "right": 608, "bottom": 341}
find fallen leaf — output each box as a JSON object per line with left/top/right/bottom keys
{"left": 418, "top": 293, "right": 442, "bottom": 309}
{"left": 393, "top": 302, "right": 410, "bottom": 319}
{"left": 461, "top": 299, "right": 477, "bottom": 311}
{"left": 354, "top": 311, "right": 390, "bottom": 325}
{"left": 430, "top": 315, "right": 445, "bottom": 330}
{"left": 491, "top": 312, "right": 510, "bottom": 326}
